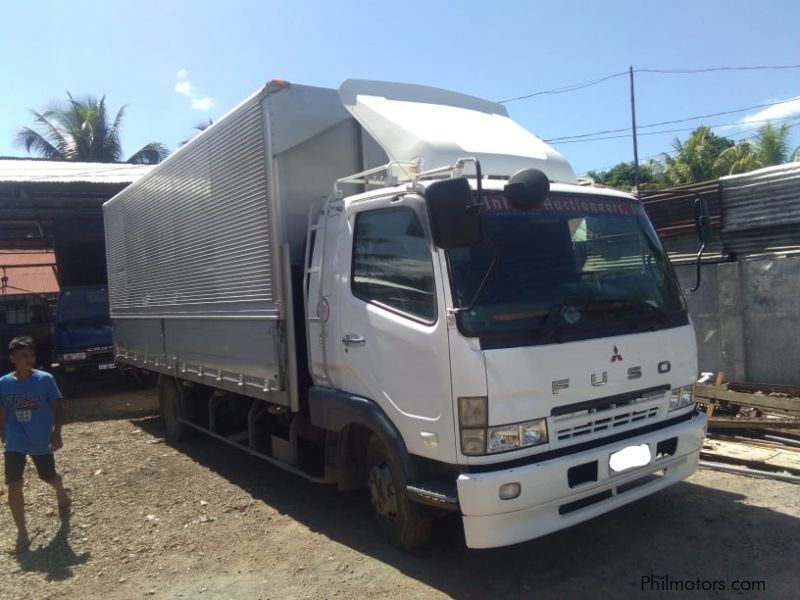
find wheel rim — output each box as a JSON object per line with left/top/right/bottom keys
{"left": 368, "top": 459, "right": 399, "bottom": 520}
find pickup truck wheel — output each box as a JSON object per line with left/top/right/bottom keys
{"left": 158, "top": 376, "right": 195, "bottom": 442}
{"left": 366, "top": 435, "right": 431, "bottom": 550}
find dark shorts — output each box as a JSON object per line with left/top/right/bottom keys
{"left": 4, "top": 452, "right": 57, "bottom": 484}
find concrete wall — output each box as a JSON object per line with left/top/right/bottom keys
{"left": 675, "top": 255, "right": 800, "bottom": 385}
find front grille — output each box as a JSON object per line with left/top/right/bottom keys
{"left": 87, "top": 351, "right": 115, "bottom": 363}
{"left": 556, "top": 406, "right": 660, "bottom": 441}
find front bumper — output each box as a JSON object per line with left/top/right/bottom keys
{"left": 457, "top": 411, "right": 707, "bottom": 549}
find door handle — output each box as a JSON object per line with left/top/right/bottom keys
{"left": 342, "top": 334, "right": 366, "bottom": 347}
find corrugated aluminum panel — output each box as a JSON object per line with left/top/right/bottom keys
{"left": 719, "top": 162, "right": 800, "bottom": 257}
{"left": 721, "top": 162, "right": 800, "bottom": 231}
{"left": 104, "top": 90, "right": 279, "bottom": 318}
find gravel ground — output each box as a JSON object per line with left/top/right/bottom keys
{"left": 1, "top": 376, "right": 798, "bottom": 599}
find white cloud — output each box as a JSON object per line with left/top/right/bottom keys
{"left": 174, "top": 80, "right": 194, "bottom": 95}
{"left": 174, "top": 68, "right": 214, "bottom": 111}
{"left": 191, "top": 97, "right": 215, "bottom": 110}
{"left": 718, "top": 96, "right": 800, "bottom": 135}
{"left": 741, "top": 96, "right": 800, "bottom": 126}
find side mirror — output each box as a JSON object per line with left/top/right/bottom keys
{"left": 690, "top": 196, "right": 711, "bottom": 292}
{"left": 694, "top": 196, "right": 711, "bottom": 244}
{"left": 504, "top": 168, "right": 550, "bottom": 209}
{"left": 425, "top": 177, "right": 481, "bottom": 249}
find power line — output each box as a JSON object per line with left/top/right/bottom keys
{"left": 497, "top": 71, "right": 627, "bottom": 103}
{"left": 638, "top": 65, "right": 800, "bottom": 74}
{"left": 581, "top": 124, "right": 800, "bottom": 175}
{"left": 550, "top": 114, "right": 800, "bottom": 145}
{"left": 499, "top": 64, "right": 800, "bottom": 104}
{"left": 544, "top": 97, "right": 800, "bottom": 142}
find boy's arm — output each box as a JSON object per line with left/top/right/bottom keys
{"left": 0, "top": 407, "right": 5, "bottom": 444}
{"left": 51, "top": 399, "right": 64, "bottom": 451}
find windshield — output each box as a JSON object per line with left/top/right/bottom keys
{"left": 447, "top": 192, "right": 687, "bottom": 348}
{"left": 57, "top": 286, "right": 110, "bottom": 322}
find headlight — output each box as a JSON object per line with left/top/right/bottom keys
{"left": 488, "top": 419, "right": 548, "bottom": 453}
{"left": 669, "top": 386, "right": 694, "bottom": 411}
{"left": 61, "top": 352, "right": 87, "bottom": 362}
{"left": 458, "top": 396, "right": 488, "bottom": 428}
{"left": 458, "top": 396, "right": 548, "bottom": 455}
{"left": 458, "top": 396, "right": 488, "bottom": 456}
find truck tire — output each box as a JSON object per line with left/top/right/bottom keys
{"left": 158, "top": 376, "right": 195, "bottom": 442}
{"left": 366, "top": 434, "right": 432, "bottom": 550}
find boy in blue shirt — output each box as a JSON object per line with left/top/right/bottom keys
{"left": 0, "top": 336, "right": 71, "bottom": 554}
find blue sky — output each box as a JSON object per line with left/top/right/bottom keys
{"left": 1, "top": 0, "right": 798, "bottom": 175}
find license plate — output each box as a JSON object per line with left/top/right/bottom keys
{"left": 98, "top": 362, "right": 116, "bottom": 371}
{"left": 609, "top": 444, "right": 651, "bottom": 473}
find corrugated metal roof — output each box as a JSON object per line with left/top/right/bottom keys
{"left": 718, "top": 162, "right": 800, "bottom": 258}
{"left": 720, "top": 162, "right": 800, "bottom": 232}
{"left": 0, "top": 250, "right": 59, "bottom": 295}
{"left": 640, "top": 179, "right": 722, "bottom": 238}
{"left": 0, "top": 159, "right": 154, "bottom": 185}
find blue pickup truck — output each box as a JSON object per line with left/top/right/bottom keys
{"left": 51, "top": 284, "right": 116, "bottom": 373}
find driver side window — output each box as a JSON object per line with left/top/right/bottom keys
{"left": 351, "top": 207, "right": 437, "bottom": 322}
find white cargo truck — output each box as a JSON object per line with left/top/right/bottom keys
{"left": 104, "top": 79, "right": 708, "bottom": 549}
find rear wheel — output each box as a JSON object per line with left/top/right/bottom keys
{"left": 366, "top": 434, "right": 431, "bottom": 550}
{"left": 158, "top": 376, "right": 195, "bottom": 441}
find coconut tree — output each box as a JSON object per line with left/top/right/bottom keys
{"left": 13, "top": 92, "right": 168, "bottom": 164}
{"left": 660, "top": 127, "right": 718, "bottom": 184}
{"left": 713, "top": 121, "right": 794, "bottom": 176}
{"left": 713, "top": 141, "right": 761, "bottom": 175}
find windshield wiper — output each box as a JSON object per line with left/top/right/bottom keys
{"left": 537, "top": 303, "right": 578, "bottom": 342}
{"left": 586, "top": 299, "right": 672, "bottom": 326}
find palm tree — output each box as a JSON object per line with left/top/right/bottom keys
{"left": 13, "top": 92, "right": 168, "bottom": 164}
{"left": 713, "top": 121, "right": 793, "bottom": 176}
{"left": 755, "top": 121, "right": 791, "bottom": 166}
{"left": 713, "top": 141, "right": 761, "bottom": 175}
{"left": 660, "top": 127, "right": 718, "bottom": 184}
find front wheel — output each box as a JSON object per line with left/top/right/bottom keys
{"left": 158, "top": 376, "right": 195, "bottom": 442}
{"left": 366, "top": 434, "right": 432, "bottom": 550}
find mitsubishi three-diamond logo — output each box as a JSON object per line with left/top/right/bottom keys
{"left": 611, "top": 345, "right": 623, "bottom": 362}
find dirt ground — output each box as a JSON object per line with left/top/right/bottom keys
{"left": 1, "top": 376, "right": 798, "bottom": 600}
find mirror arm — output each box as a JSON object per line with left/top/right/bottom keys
{"left": 690, "top": 240, "right": 705, "bottom": 292}
{"left": 453, "top": 237, "right": 498, "bottom": 314}
{"left": 690, "top": 194, "right": 709, "bottom": 292}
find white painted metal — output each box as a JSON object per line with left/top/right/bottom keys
{"left": 337, "top": 192, "right": 457, "bottom": 462}
{"left": 458, "top": 413, "right": 707, "bottom": 548}
{"left": 339, "top": 79, "right": 577, "bottom": 183}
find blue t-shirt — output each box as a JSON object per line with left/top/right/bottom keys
{"left": 0, "top": 370, "right": 62, "bottom": 455}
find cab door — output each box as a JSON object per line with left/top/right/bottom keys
{"left": 338, "top": 194, "right": 455, "bottom": 461}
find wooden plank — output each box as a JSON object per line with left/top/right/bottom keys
{"left": 728, "top": 381, "right": 800, "bottom": 397}
{"left": 708, "top": 417, "right": 800, "bottom": 430}
{"left": 701, "top": 438, "right": 800, "bottom": 474}
{"left": 694, "top": 383, "right": 800, "bottom": 416}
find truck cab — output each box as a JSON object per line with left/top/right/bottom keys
{"left": 52, "top": 284, "right": 115, "bottom": 373}
{"left": 304, "top": 169, "right": 706, "bottom": 547}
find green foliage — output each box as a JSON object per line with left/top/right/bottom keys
{"left": 589, "top": 122, "right": 797, "bottom": 188}
{"left": 13, "top": 92, "right": 168, "bottom": 164}
{"left": 712, "top": 122, "right": 793, "bottom": 176}
{"left": 587, "top": 159, "right": 666, "bottom": 191}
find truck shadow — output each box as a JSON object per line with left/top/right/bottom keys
{"left": 63, "top": 376, "right": 159, "bottom": 423}
{"left": 134, "top": 415, "right": 799, "bottom": 599}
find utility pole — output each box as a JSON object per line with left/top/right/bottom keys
{"left": 629, "top": 66, "right": 641, "bottom": 197}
